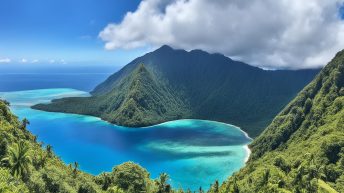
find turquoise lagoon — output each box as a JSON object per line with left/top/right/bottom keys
{"left": 0, "top": 88, "right": 252, "bottom": 190}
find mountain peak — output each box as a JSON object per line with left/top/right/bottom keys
{"left": 156, "top": 45, "right": 174, "bottom": 51}
{"left": 33, "top": 45, "right": 319, "bottom": 137}
{"left": 189, "top": 49, "right": 209, "bottom": 55}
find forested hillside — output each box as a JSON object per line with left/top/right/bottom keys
{"left": 0, "top": 98, "right": 187, "bottom": 193}
{"left": 33, "top": 45, "right": 318, "bottom": 137}
{"left": 212, "top": 50, "right": 344, "bottom": 192}
{"left": 4, "top": 48, "right": 344, "bottom": 192}
{"left": 0, "top": 98, "right": 103, "bottom": 192}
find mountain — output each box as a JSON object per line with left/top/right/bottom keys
{"left": 33, "top": 45, "right": 319, "bottom": 137}
{"left": 213, "top": 50, "right": 344, "bottom": 192}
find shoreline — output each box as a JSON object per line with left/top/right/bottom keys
{"left": 244, "top": 145, "right": 251, "bottom": 163}
{"left": 14, "top": 88, "right": 254, "bottom": 141}
{"left": 142, "top": 119, "right": 253, "bottom": 139}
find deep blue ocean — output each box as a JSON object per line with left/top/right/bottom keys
{"left": 0, "top": 67, "right": 251, "bottom": 191}
{"left": 0, "top": 66, "right": 113, "bottom": 92}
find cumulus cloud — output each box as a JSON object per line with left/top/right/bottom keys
{"left": 0, "top": 58, "right": 11, "bottom": 63}
{"left": 21, "top": 58, "right": 28, "bottom": 63}
{"left": 99, "top": 0, "right": 344, "bottom": 69}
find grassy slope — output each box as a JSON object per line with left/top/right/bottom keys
{"left": 33, "top": 46, "right": 318, "bottom": 137}
{"left": 214, "top": 51, "right": 344, "bottom": 192}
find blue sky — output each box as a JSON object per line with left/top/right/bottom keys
{"left": 1, "top": 0, "right": 344, "bottom": 70}
{"left": 0, "top": 0, "right": 146, "bottom": 67}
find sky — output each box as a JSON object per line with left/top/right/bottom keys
{"left": 1, "top": 0, "right": 344, "bottom": 70}
{"left": 0, "top": 0, "right": 145, "bottom": 68}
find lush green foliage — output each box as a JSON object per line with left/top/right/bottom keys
{"left": 2, "top": 141, "right": 32, "bottom": 179}
{"left": 0, "top": 98, "right": 105, "bottom": 192}
{"left": 33, "top": 45, "right": 318, "bottom": 137}
{"left": 0, "top": 98, "right": 199, "bottom": 193}
{"left": 3, "top": 48, "right": 344, "bottom": 192}
{"left": 33, "top": 63, "right": 190, "bottom": 128}
{"left": 111, "top": 162, "right": 150, "bottom": 192}
{"left": 215, "top": 50, "right": 344, "bottom": 192}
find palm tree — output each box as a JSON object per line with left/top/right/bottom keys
{"left": 261, "top": 169, "right": 270, "bottom": 186}
{"left": 156, "top": 173, "right": 169, "bottom": 193}
{"left": 38, "top": 153, "right": 47, "bottom": 169}
{"left": 46, "top": 144, "right": 53, "bottom": 157}
{"left": 68, "top": 163, "right": 73, "bottom": 172}
{"left": 213, "top": 180, "right": 219, "bottom": 193}
{"left": 2, "top": 141, "right": 31, "bottom": 179}
{"left": 3, "top": 99, "right": 10, "bottom": 106}
{"left": 232, "top": 178, "right": 240, "bottom": 193}
{"left": 73, "top": 161, "right": 79, "bottom": 177}
{"left": 32, "top": 135, "right": 37, "bottom": 143}
{"left": 21, "top": 118, "right": 30, "bottom": 130}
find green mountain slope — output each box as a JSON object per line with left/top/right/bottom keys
{"left": 214, "top": 50, "right": 344, "bottom": 192}
{"left": 0, "top": 98, "right": 178, "bottom": 193}
{"left": 33, "top": 64, "right": 190, "bottom": 127}
{"left": 0, "top": 99, "right": 104, "bottom": 192}
{"left": 33, "top": 45, "right": 319, "bottom": 137}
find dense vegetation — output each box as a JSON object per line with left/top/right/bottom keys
{"left": 3, "top": 48, "right": 344, "bottom": 192}
{"left": 33, "top": 45, "right": 318, "bottom": 137}
{"left": 0, "top": 98, "right": 102, "bottom": 192}
{"left": 34, "top": 64, "right": 190, "bottom": 127}
{"left": 211, "top": 50, "right": 344, "bottom": 192}
{"left": 0, "top": 98, "right": 197, "bottom": 193}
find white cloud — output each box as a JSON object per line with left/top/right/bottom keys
{"left": 49, "top": 59, "right": 55, "bottom": 64}
{"left": 21, "top": 58, "right": 28, "bottom": 63}
{"left": 0, "top": 58, "right": 11, "bottom": 63}
{"left": 99, "top": 0, "right": 344, "bottom": 69}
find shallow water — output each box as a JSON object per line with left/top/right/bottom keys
{"left": 0, "top": 88, "right": 251, "bottom": 190}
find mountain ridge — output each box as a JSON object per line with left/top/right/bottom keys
{"left": 33, "top": 45, "right": 319, "bottom": 137}
{"left": 212, "top": 50, "right": 344, "bottom": 193}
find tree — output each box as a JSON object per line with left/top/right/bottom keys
{"left": 46, "top": 145, "right": 53, "bottom": 157}
{"left": 73, "top": 161, "right": 79, "bottom": 177}
{"left": 1, "top": 99, "right": 10, "bottom": 106}
{"left": 274, "top": 156, "right": 290, "bottom": 173}
{"left": 156, "top": 173, "right": 170, "bottom": 193}
{"left": 293, "top": 166, "right": 304, "bottom": 185}
{"left": 2, "top": 141, "right": 31, "bottom": 180}
{"left": 112, "top": 162, "right": 149, "bottom": 193}
{"left": 212, "top": 180, "right": 219, "bottom": 193}
{"left": 0, "top": 138, "right": 8, "bottom": 159}
{"left": 96, "top": 172, "right": 113, "bottom": 190}
{"left": 261, "top": 169, "right": 270, "bottom": 186}
{"left": 21, "top": 118, "right": 30, "bottom": 130}
{"left": 33, "top": 152, "right": 47, "bottom": 169}
{"left": 78, "top": 183, "right": 96, "bottom": 193}
{"left": 304, "top": 98, "right": 312, "bottom": 114}
{"left": 233, "top": 178, "right": 240, "bottom": 193}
